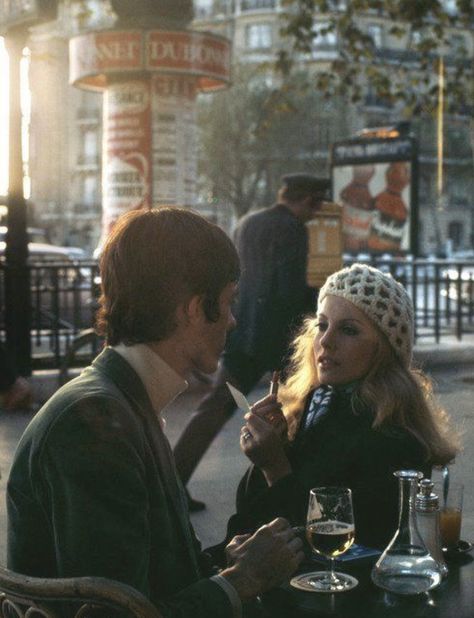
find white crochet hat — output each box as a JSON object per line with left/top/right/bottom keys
{"left": 318, "top": 263, "right": 414, "bottom": 366}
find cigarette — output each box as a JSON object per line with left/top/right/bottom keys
{"left": 269, "top": 371, "right": 280, "bottom": 396}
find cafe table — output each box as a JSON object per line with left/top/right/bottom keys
{"left": 261, "top": 549, "right": 473, "bottom": 617}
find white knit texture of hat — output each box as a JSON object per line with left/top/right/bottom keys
{"left": 318, "top": 263, "right": 414, "bottom": 366}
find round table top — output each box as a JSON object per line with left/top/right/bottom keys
{"left": 262, "top": 547, "right": 473, "bottom": 618}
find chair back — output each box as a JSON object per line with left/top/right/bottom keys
{"left": 0, "top": 566, "right": 162, "bottom": 617}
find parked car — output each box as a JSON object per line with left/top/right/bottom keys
{"left": 0, "top": 230, "right": 98, "bottom": 330}
{"left": 0, "top": 226, "right": 86, "bottom": 261}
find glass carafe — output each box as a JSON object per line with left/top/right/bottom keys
{"left": 371, "top": 470, "right": 443, "bottom": 595}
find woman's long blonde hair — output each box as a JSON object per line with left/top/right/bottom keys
{"left": 279, "top": 317, "right": 460, "bottom": 466}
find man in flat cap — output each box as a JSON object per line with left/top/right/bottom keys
{"left": 175, "top": 174, "right": 330, "bottom": 508}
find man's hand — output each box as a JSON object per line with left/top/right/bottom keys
{"left": 225, "top": 533, "right": 252, "bottom": 566}
{"left": 220, "top": 518, "right": 304, "bottom": 601}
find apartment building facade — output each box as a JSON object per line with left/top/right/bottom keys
{"left": 10, "top": 0, "right": 473, "bottom": 255}
{"left": 193, "top": 0, "right": 474, "bottom": 255}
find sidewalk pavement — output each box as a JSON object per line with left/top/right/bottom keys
{"left": 23, "top": 333, "right": 474, "bottom": 405}
{"left": 1, "top": 336, "right": 473, "bottom": 564}
{"left": 413, "top": 334, "right": 474, "bottom": 368}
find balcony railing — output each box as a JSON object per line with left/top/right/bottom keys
{"left": 241, "top": 0, "right": 276, "bottom": 11}
{"left": 0, "top": 257, "right": 473, "bottom": 371}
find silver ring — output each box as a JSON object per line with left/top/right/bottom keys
{"left": 242, "top": 431, "right": 252, "bottom": 441}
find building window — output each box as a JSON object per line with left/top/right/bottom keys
{"left": 448, "top": 221, "right": 463, "bottom": 249}
{"left": 312, "top": 21, "right": 337, "bottom": 49}
{"left": 441, "top": 0, "right": 458, "bottom": 15}
{"left": 241, "top": 0, "right": 276, "bottom": 10}
{"left": 450, "top": 34, "right": 466, "bottom": 56}
{"left": 367, "top": 23, "right": 383, "bottom": 48}
{"left": 195, "top": 0, "right": 213, "bottom": 17}
{"left": 80, "top": 130, "right": 99, "bottom": 166}
{"left": 245, "top": 23, "right": 272, "bottom": 49}
{"left": 195, "top": 0, "right": 230, "bottom": 18}
{"left": 411, "top": 30, "right": 422, "bottom": 46}
{"left": 314, "top": 118, "right": 334, "bottom": 150}
{"left": 447, "top": 125, "right": 471, "bottom": 158}
{"left": 83, "top": 176, "right": 98, "bottom": 206}
{"left": 446, "top": 173, "right": 469, "bottom": 207}
{"left": 419, "top": 173, "right": 433, "bottom": 203}
{"left": 322, "top": 0, "right": 347, "bottom": 7}
{"left": 364, "top": 84, "right": 392, "bottom": 108}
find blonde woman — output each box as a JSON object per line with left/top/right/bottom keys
{"left": 230, "top": 264, "right": 459, "bottom": 549}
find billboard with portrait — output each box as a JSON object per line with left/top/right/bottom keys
{"left": 331, "top": 136, "right": 418, "bottom": 255}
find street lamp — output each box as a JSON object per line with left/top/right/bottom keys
{"left": 0, "top": 0, "right": 58, "bottom": 374}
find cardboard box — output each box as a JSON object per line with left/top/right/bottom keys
{"left": 306, "top": 202, "right": 343, "bottom": 287}
{"left": 307, "top": 255, "right": 343, "bottom": 287}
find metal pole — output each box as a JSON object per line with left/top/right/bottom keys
{"left": 4, "top": 30, "right": 31, "bottom": 376}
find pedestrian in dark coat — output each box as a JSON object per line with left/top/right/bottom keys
{"left": 0, "top": 341, "right": 32, "bottom": 410}
{"left": 174, "top": 174, "right": 330, "bottom": 504}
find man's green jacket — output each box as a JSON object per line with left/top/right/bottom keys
{"left": 7, "top": 348, "right": 232, "bottom": 617}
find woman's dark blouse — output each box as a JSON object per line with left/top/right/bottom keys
{"left": 228, "top": 389, "right": 428, "bottom": 550}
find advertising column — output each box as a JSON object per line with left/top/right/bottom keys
{"left": 69, "top": 28, "right": 231, "bottom": 242}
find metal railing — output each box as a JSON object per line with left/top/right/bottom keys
{"left": 0, "top": 258, "right": 100, "bottom": 370}
{"left": 344, "top": 256, "right": 474, "bottom": 342}
{"left": 1, "top": 257, "right": 473, "bottom": 371}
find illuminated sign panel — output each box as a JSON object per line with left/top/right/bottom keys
{"left": 331, "top": 136, "right": 418, "bottom": 255}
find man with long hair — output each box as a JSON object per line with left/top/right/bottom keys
{"left": 7, "top": 207, "right": 303, "bottom": 618}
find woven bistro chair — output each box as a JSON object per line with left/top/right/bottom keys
{"left": 0, "top": 566, "right": 162, "bottom": 617}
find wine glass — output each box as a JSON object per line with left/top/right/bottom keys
{"left": 305, "top": 487, "right": 358, "bottom": 592}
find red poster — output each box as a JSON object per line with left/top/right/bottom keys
{"left": 102, "top": 79, "right": 152, "bottom": 238}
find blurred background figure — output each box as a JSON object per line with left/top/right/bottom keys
{"left": 174, "top": 173, "right": 330, "bottom": 510}
{"left": 0, "top": 342, "right": 32, "bottom": 411}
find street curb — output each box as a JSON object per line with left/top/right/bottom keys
{"left": 414, "top": 346, "right": 474, "bottom": 369}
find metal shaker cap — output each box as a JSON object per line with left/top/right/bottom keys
{"left": 415, "top": 478, "right": 439, "bottom": 512}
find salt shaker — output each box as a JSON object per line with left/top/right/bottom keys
{"left": 416, "top": 478, "right": 448, "bottom": 578}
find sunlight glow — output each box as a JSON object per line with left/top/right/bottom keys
{"left": 0, "top": 37, "right": 9, "bottom": 199}
{"left": 0, "top": 36, "right": 31, "bottom": 203}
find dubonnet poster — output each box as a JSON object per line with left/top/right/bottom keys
{"left": 331, "top": 137, "right": 417, "bottom": 255}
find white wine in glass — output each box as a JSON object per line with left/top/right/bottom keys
{"left": 305, "top": 487, "right": 358, "bottom": 592}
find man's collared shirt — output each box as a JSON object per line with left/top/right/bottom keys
{"left": 113, "top": 342, "right": 188, "bottom": 428}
